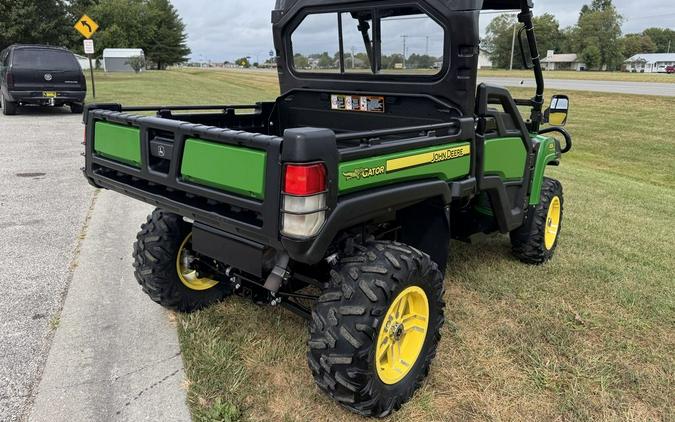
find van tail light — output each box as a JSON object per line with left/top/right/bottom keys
{"left": 6, "top": 71, "right": 14, "bottom": 89}
{"left": 281, "top": 163, "right": 327, "bottom": 239}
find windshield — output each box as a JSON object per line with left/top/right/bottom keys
{"left": 12, "top": 49, "right": 79, "bottom": 70}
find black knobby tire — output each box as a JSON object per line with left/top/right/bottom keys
{"left": 133, "top": 209, "right": 231, "bottom": 312}
{"left": 307, "top": 241, "right": 445, "bottom": 417}
{"left": 511, "top": 177, "right": 564, "bottom": 264}
{"left": 70, "top": 102, "right": 84, "bottom": 114}
{"left": 1, "top": 93, "right": 17, "bottom": 115}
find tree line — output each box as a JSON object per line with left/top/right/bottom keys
{"left": 484, "top": 0, "right": 674, "bottom": 70}
{"left": 292, "top": 51, "right": 440, "bottom": 70}
{"left": 0, "top": 0, "right": 190, "bottom": 69}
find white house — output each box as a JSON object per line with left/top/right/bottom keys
{"left": 624, "top": 53, "right": 675, "bottom": 73}
{"left": 541, "top": 50, "right": 587, "bottom": 71}
{"left": 102, "top": 48, "right": 145, "bottom": 72}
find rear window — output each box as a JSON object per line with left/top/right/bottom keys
{"left": 12, "top": 49, "right": 78, "bottom": 70}
{"left": 290, "top": 6, "right": 446, "bottom": 77}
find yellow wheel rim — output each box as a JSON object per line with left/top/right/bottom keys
{"left": 375, "top": 286, "right": 429, "bottom": 385}
{"left": 176, "top": 234, "right": 220, "bottom": 291}
{"left": 544, "top": 196, "right": 562, "bottom": 250}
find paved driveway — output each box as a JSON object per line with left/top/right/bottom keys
{"left": 0, "top": 108, "right": 93, "bottom": 421}
{"left": 0, "top": 107, "right": 189, "bottom": 421}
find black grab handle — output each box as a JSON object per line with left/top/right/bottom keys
{"left": 539, "top": 126, "right": 572, "bottom": 154}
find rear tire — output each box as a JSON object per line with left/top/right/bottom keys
{"left": 511, "top": 177, "right": 564, "bottom": 264}
{"left": 133, "top": 209, "right": 232, "bottom": 312}
{"left": 308, "top": 241, "right": 445, "bottom": 417}
{"left": 70, "top": 102, "right": 84, "bottom": 114}
{"left": 1, "top": 93, "right": 17, "bottom": 115}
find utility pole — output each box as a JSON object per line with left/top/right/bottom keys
{"left": 401, "top": 35, "right": 408, "bottom": 69}
{"left": 425, "top": 36, "right": 429, "bottom": 56}
{"left": 668, "top": 40, "right": 671, "bottom": 54}
{"left": 510, "top": 22, "right": 517, "bottom": 71}
{"left": 351, "top": 46, "right": 356, "bottom": 69}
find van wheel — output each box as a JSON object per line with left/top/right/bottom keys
{"left": 133, "top": 209, "right": 233, "bottom": 312}
{"left": 308, "top": 241, "right": 445, "bottom": 417}
{"left": 1, "top": 93, "right": 17, "bottom": 115}
{"left": 70, "top": 103, "right": 84, "bottom": 114}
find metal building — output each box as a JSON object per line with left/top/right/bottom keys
{"left": 102, "top": 48, "right": 145, "bottom": 72}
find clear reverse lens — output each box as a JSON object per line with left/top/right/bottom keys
{"left": 282, "top": 193, "right": 326, "bottom": 214}
{"left": 282, "top": 211, "right": 326, "bottom": 238}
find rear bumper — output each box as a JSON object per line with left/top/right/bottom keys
{"left": 8, "top": 90, "right": 85, "bottom": 104}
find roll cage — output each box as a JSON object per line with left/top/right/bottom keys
{"left": 272, "top": 0, "right": 544, "bottom": 130}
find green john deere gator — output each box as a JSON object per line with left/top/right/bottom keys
{"left": 82, "top": 0, "right": 572, "bottom": 416}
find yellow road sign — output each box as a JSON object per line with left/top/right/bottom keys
{"left": 74, "top": 15, "right": 99, "bottom": 39}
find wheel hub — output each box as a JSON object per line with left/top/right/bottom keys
{"left": 375, "top": 286, "right": 429, "bottom": 385}
{"left": 176, "top": 233, "right": 220, "bottom": 291}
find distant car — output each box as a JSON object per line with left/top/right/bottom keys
{"left": 666, "top": 66, "right": 675, "bottom": 74}
{"left": 0, "top": 45, "right": 86, "bottom": 115}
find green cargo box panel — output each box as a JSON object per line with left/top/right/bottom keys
{"left": 181, "top": 139, "right": 267, "bottom": 200}
{"left": 93, "top": 122, "right": 142, "bottom": 167}
{"left": 339, "top": 142, "right": 471, "bottom": 194}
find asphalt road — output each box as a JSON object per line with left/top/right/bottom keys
{"left": 0, "top": 107, "right": 189, "bottom": 421}
{"left": 479, "top": 77, "right": 675, "bottom": 96}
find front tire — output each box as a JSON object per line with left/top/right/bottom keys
{"left": 308, "top": 241, "right": 445, "bottom": 417}
{"left": 133, "top": 209, "right": 232, "bottom": 312}
{"left": 511, "top": 177, "right": 564, "bottom": 264}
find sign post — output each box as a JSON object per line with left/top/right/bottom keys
{"left": 74, "top": 15, "right": 100, "bottom": 99}
{"left": 83, "top": 39, "right": 96, "bottom": 98}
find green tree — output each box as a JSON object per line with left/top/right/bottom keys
{"left": 622, "top": 34, "right": 657, "bottom": 58}
{"left": 484, "top": 13, "right": 564, "bottom": 69}
{"left": 0, "top": 0, "right": 72, "bottom": 50}
{"left": 574, "top": 0, "right": 623, "bottom": 69}
{"left": 144, "top": 0, "right": 190, "bottom": 69}
{"left": 87, "top": 0, "right": 189, "bottom": 69}
{"left": 642, "top": 28, "right": 675, "bottom": 53}
{"left": 483, "top": 14, "right": 519, "bottom": 69}
{"left": 235, "top": 57, "right": 250, "bottom": 68}
{"left": 581, "top": 45, "right": 602, "bottom": 69}
{"left": 532, "top": 14, "right": 564, "bottom": 56}
{"left": 293, "top": 53, "right": 308, "bottom": 69}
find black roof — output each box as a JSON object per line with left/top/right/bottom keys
{"left": 6, "top": 44, "right": 70, "bottom": 51}
{"left": 274, "top": 0, "right": 532, "bottom": 11}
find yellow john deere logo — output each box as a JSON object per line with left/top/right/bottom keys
{"left": 386, "top": 145, "right": 471, "bottom": 172}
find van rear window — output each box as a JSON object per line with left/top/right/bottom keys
{"left": 12, "top": 49, "right": 78, "bottom": 70}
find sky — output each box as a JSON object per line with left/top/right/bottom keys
{"left": 171, "top": 0, "right": 675, "bottom": 63}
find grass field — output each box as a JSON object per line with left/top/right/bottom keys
{"left": 479, "top": 68, "right": 675, "bottom": 83}
{"left": 87, "top": 69, "right": 674, "bottom": 421}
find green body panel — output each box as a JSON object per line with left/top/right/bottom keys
{"left": 338, "top": 142, "right": 471, "bottom": 194}
{"left": 94, "top": 122, "right": 142, "bottom": 167}
{"left": 529, "top": 134, "right": 560, "bottom": 205}
{"left": 181, "top": 139, "right": 267, "bottom": 200}
{"left": 483, "top": 137, "right": 527, "bottom": 180}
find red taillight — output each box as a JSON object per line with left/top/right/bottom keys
{"left": 284, "top": 163, "right": 326, "bottom": 196}
{"left": 6, "top": 71, "right": 14, "bottom": 89}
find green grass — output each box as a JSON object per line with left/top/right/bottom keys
{"left": 479, "top": 68, "right": 675, "bottom": 83}
{"left": 92, "top": 69, "right": 675, "bottom": 421}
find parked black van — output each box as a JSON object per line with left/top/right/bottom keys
{"left": 0, "top": 45, "right": 87, "bottom": 115}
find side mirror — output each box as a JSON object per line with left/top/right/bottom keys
{"left": 544, "top": 95, "right": 570, "bottom": 126}
{"left": 518, "top": 26, "right": 533, "bottom": 70}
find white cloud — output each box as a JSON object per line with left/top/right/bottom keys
{"left": 171, "top": 0, "right": 675, "bottom": 62}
